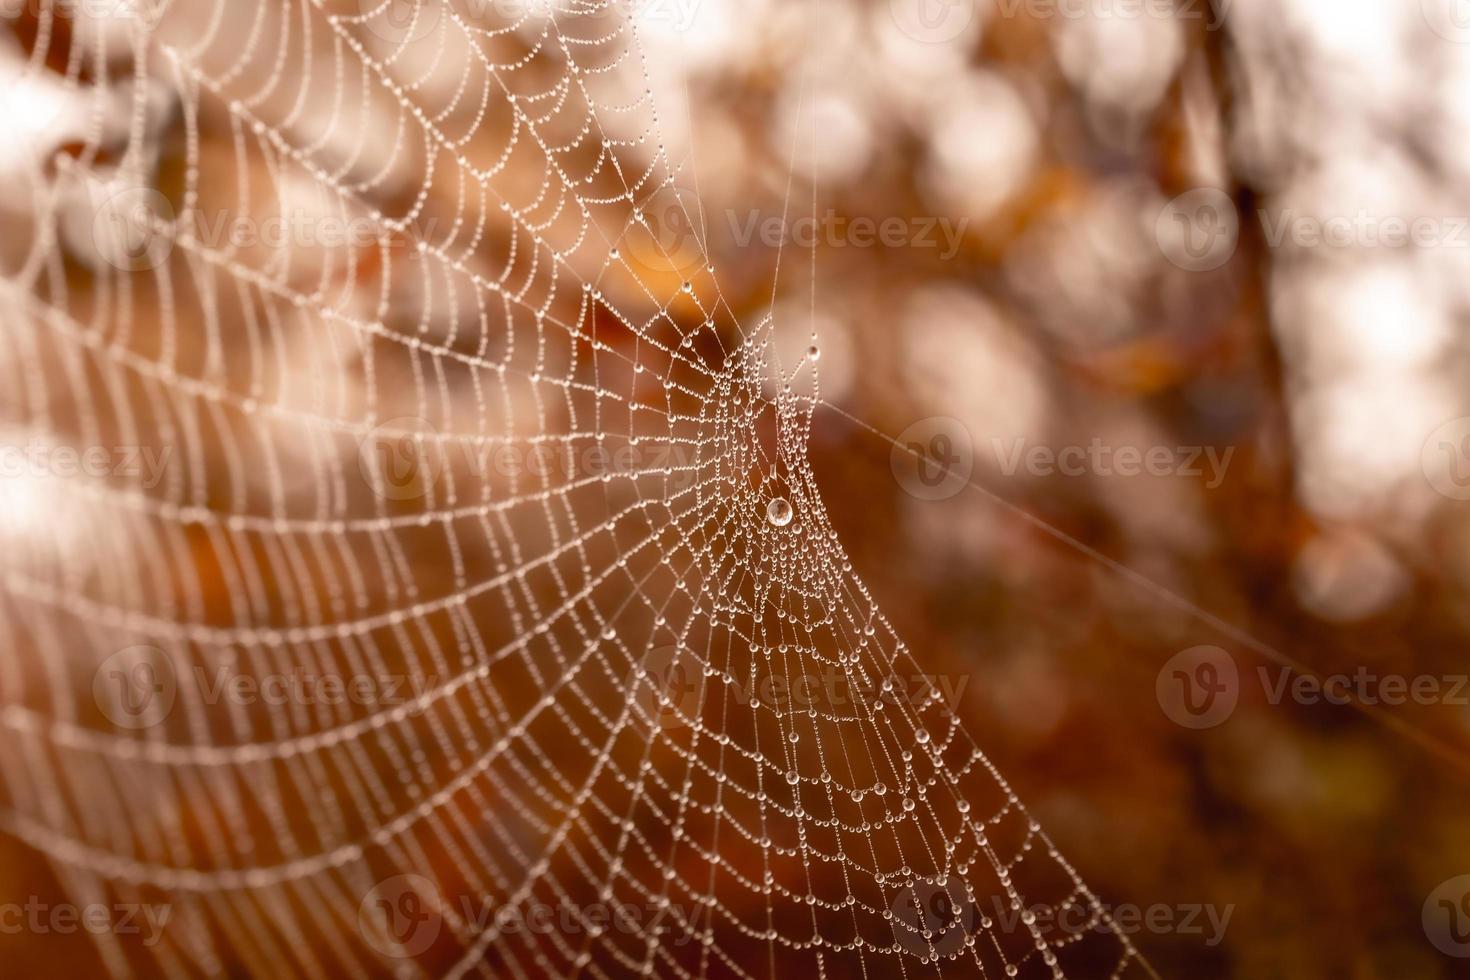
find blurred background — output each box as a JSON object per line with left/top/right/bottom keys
{"left": 4, "top": 0, "right": 1470, "bottom": 977}
{"left": 635, "top": 1, "right": 1470, "bottom": 975}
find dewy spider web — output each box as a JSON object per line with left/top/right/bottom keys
{"left": 0, "top": 1, "right": 1150, "bottom": 977}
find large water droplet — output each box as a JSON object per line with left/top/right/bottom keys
{"left": 766, "top": 496, "right": 794, "bottom": 527}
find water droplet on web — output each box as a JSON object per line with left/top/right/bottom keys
{"left": 17, "top": 10, "right": 1132, "bottom": 969}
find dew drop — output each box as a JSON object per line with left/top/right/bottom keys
{"left": 766, "top": 496, "right": 794, "bottom": 527}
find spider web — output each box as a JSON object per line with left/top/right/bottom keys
{"left": 0, "top": 1, "right": 1150, "bottom": 976}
